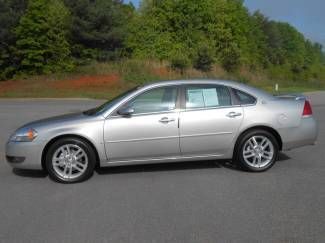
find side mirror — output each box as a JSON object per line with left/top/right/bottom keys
{"left": 117, "top": 107, "right": 134, "bottom": 116}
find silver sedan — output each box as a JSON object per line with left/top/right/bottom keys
{"left": 6, "top": 80, "right": 318, "bottom": 183}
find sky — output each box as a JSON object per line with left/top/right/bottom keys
{"left": 125, "top": 0, "right": 325, "bottom": 46}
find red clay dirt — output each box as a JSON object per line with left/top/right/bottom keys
{"left": 53, "top": 74, "right": 120, "bottom": 90}
{"left": 0, "top": 74, "right": 123, "bottom": 97}
{"left": 0, "top": 79, "right": 26, "bottom": 93}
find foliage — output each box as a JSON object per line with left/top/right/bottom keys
{"left": 127, "top": 0, "right": 255, "bottom": 71}
{"left": 0, "top": 0, "right": 27, "bottom": 79}
{"left": 64, "top": 0, "right": 134, "bottom": 61}
{"left": 127, "top": 0, "right": 325, "bottom": 76}
{"left": 193, "top": 44, "right": 214, "bottom": 72}
{"left": 2, "top": 60, "right": 325, "bottom": 99}
{"left": 0, "top": 0, "right": 324, "bottom": 83}
{"left": 14, "top": 0, "right": 73, "bottom": 75}
{"left": 170, "top": 52, "right": 191, "bottom": 73}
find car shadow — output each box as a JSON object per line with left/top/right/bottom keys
{"left": 96, "top": 159, "right": 240, "bottom": 175}
{"left": 96, "top": 152, "right": 292, "bottom": 175}
{"left": 278, "top": 152, "right": 291, "bottom": 162}
{"left": 12, "top": 168, "right": 48, "bottom": 178}
{"left": 11, "top": 153, "right": 291, "bottom": 178}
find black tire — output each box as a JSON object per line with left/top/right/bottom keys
{"left": 45, "top": 137, "right": 96, "bottom": 183}
{"left": 234, "top": 129, "right": 279, "bottom": 172}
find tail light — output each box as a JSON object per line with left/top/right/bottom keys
{"left": 302, "top": 100, "right": 313, "bottom": 117}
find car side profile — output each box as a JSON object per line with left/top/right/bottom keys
{"left": 6, "top": 80, "right": 318, "bottom": 183}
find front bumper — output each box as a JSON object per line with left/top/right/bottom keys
{"left": 5, "top": 141, "right": 44, "bottom": 170}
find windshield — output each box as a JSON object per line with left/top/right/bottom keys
{"left": 83, "top": 86, "right": 140, "bottom": 116}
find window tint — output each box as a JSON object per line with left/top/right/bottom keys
{"left": 233, "top": 89, "right": 256, "bottom": 105}
{"left": 128, "top": 86, "right": 177, "bottom": 114}
{"left": 185, "top": 85, "right": 231, "bottom": 109}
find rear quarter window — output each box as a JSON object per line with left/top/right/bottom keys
{"left": 233, "top": 89, "right": 256, "bottom": 105}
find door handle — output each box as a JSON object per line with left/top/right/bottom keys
{"left": 226, "top": 112, "right": 242, "bottom": 118}
{"left": 159, "top": 117, "right": 175, "bottom": 123}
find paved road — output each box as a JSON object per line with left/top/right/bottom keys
{"left": 0, "top": 94, "right": 324, "bottom": 243}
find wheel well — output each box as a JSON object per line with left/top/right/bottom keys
{"left": 234, "top": 126, "right": 283, "bottom": 154}
{"left": 41, "top": 134, "right": 100, "bottom": 170}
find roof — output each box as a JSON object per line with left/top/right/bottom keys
{"left": 142, "top": 79, "right": 274, "bottom": 100}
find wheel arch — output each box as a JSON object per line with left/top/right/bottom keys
{"left": 41, "top": 134, "right": 100, "bottom": 170}
{"left": 233, "top": 125, "right": 283, "bottom": 157}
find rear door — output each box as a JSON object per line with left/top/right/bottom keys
{"left": 179, "top": 84, "right": 243, "bottom": 156}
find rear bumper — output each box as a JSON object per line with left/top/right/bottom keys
{"left": 5, "top": 141, "right": 44, "bottom": 170}
{"left": 280, "top": 116, "right": 317, "bottom": 151}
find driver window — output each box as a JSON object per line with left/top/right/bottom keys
{"left": 128, "top": 86, "right": 177, "bottom": 114}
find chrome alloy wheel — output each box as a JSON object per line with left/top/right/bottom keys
{"left": 52, "top": 144, "right": 88, "bottom": 180}
{"left": 242, "top": 135, "right": 274, "bottom": 168}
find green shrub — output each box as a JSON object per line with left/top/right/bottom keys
{"left": 170, "top": 54, "right": 190, "bottom": 74}
{"left": 193, "top": 45, "right": 214, "bottom": 72}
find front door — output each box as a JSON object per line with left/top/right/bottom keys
{"left": 179, "top": 84, "right": 243, "bottom": 156}
{"left": 104, "top": 86, "right": 180, "bottom": 162}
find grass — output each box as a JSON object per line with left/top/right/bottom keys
{"left": 0, "top": 59, "right": 324, "bottom": 99}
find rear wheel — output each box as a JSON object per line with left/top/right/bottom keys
{"left": 234, "top": 130, "right": 279, "bottom": 172}
{"left": 45, "top": 137, "right": 96, "bottom": 183}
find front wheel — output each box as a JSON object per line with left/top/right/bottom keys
{"left": 234, "top": 130, "right": 279, "bottom": 172}
{"left": 45, "top": 137, "right": 96, "bottom": 183}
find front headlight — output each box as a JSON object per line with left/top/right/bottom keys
{"left": 10, "top": 128, "right": 38, "bottom": 142}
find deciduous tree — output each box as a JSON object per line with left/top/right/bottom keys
{"left": 15, "top": 0, "right": 73, "bottom": 74}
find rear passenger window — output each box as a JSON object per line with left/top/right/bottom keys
{"left": 185, "top": 85, "right": 231, "bottom": 109}
{"left": 233, "top": 89, "right": 256, "bottom": 105}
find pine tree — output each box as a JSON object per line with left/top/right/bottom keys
{"left": 65, "top": 0, "right": 134, "bottom": 61}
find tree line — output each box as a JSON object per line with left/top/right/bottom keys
{"left": 0, "top": 0, "right": 324, "bottom": 81}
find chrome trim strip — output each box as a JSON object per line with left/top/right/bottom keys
{"left": 106, "top": 132, "right": 232, "bottom": 144}
{"left": 184, "top": 105, "right": 241, "bottom": 112}
{"left": 109, "top": 110, "right": 179, "bottom": 119}
{"left": 180, "top": 132, "right": 232, "bottom": 138}
{"left": 106, "top": 135, "right": 179, "bottom": 144}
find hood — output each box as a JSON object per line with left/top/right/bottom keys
{"left": 17, "top": 112, "right": 92, "bottom": 131}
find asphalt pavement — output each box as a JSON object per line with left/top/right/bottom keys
{"left": 0, "top": 93, "right": 325, "bottom": 243}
